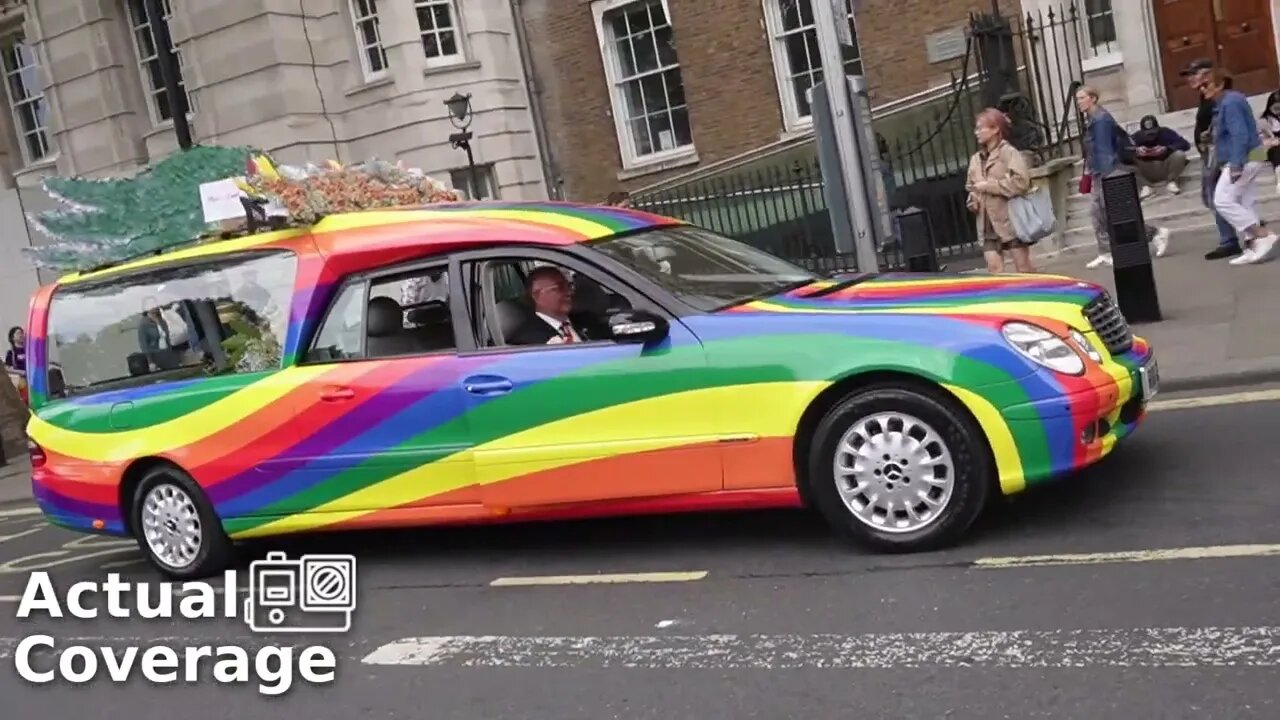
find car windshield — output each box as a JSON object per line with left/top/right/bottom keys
{"left": 589, "top": 225, "right": 820, "bottom": 312}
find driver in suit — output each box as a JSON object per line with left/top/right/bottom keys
{"left": 507, "top": 266, "right": 603, "bottom": 345}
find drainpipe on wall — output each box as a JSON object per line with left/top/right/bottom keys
{"left": 509, "top": 0, "right": 563, "bottom": 200}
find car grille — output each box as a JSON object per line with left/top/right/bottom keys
{"left": 1082, "top": 292, "right": 1133, "bottom": 355}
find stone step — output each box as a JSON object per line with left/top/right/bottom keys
{"left": 1064, "top": 169, "right": 1280, "bottom": 222}
{"left": 1062, "top": 153, "right": 1280, "bottom": 225}
{"left": 1056, "top": 191, "right": 1280, "bottom": 252}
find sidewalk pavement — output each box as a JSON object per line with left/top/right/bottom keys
{"left": 1035, "top": 227, "right": 1280, "bottom": 392}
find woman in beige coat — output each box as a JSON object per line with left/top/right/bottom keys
{"left": 966, "top": 108, "right": 1035, "bottom": 273}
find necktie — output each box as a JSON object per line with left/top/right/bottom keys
{"left": 559, "top": 321, "right": 575, "bottom": 343}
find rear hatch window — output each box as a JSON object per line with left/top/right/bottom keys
{"left": 43, "top": 250, "right": 297, "bottom": 399}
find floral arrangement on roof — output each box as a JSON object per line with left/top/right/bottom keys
{"left": 21, "top": 148, "right": 467, "bottom": 274}
{"left": 235, "top": 155, "right": 464, "bottom": 225}
{"left": 22, "top": 145, "right": 270, "bottom": 273}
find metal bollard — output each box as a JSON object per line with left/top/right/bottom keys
{"left": 1101, "top": 170, "right": 1162, "bottom": 323}
{"left": 894, "top": 206, "right": 941, "bottom": 272}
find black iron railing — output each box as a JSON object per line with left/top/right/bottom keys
{"left": 632, "top": 2, "right": 1088, "bottom": 274}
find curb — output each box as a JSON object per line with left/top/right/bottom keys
{"left": 1159, "top": 366, "right": 1280, "bottom": 394}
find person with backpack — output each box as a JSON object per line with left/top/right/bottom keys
{"left": 1075, "top": 85, "right": 1170, "bottom": 268}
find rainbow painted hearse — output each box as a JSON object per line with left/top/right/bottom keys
{"left": 23, "top": 202, "right": 1158, "bottom": 578}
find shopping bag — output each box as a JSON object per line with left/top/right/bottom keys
{"left": 1008, "top": 186, "right": 1056, "bottom": 244}
{"left": 1078, "top": 173, "right": 1092, "bottom": 194}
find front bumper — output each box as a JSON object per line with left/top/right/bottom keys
{"left": 993, "top": 335, "right": 1156, "bottom": 492}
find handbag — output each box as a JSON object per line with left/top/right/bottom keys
{"left": 1008, "top": 185, "right": 1056, "bottom": 245}
{"left": 1078, "top": 173, "right": 1092, "bottom": 194}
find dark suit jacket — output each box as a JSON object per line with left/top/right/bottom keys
{"left": 507, "top": 313, "right": 600, "bottom": 346}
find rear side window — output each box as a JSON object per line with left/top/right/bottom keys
{"left": 44, "top": 250, "right": 297, "bottom": 398}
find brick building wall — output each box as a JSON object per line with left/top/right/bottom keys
{"left": 520, "top": 0, "right": 989, "bottom": 201}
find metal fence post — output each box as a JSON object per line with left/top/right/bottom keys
{"left": 810, "top": 0, "right": 880, "bottom": 272}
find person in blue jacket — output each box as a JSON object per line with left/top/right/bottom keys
{"left": 1197, "top": 68, "right": 1278, "bottom": 265}
{"left": 1075, "top": 85, "right": 1170, "bottom": 269}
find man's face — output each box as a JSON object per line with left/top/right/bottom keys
{"left": 1074, "top": 91, "right": 1094, "bottom": 113}
{"left": 530, "top": 271, "right": 572, "bottom": 317}
{"left": 1191, "top": 71, "right": 1217, "bottom": 98}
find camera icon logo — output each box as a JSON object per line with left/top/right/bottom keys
{"left": 243, "top": 551, "right": 357, "bottom": 634}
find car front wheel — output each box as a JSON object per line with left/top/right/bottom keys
{"left": 131, "top": 465, "right": 233, "bottom": 579}
{"left": 806, "top": 383, "right": 993, "bottom": 552}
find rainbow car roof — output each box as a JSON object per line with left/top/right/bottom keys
{"left": 54, "top": 201, "right": 684, "bottom": 287}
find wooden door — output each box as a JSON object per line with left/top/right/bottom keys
{"left": 1153, "top": 0, "right": 1280, "bottom": 111}
{"left": 1214, "top": 0, "right": 1280, "bottom": 98}
{"left": 1153, "top": 0, "right": 1220, "bottom": 111}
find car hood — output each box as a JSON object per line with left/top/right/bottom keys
{"left": 722, "top": 272, "right": 1105, "bottom": 332}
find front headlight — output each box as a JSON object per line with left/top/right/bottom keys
{"left": 1068, "top": 328, "right": 1103, "bottom": 363}
{"left": 1001, "top": 322, "right": 1085, "bottom": 375}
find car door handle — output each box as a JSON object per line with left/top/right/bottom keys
{"left": 463, "top": 375, "right": 513, "bottom": 396}
{"left": 320, "top": 386, "right": 356, "bottom": 401}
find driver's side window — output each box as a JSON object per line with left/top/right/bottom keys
{"left": 473, "top": 257, "right": 632, "bottom": 349}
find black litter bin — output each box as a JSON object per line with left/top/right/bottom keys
{"left": 1101, "top": 170, "right": 1162, "bottom": 323}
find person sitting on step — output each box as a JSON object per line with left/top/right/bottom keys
{"left": 1131, "top": 115, "right": 1190, "bottom": 199}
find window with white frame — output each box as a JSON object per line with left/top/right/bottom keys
{"left": 125, "top": 0, "right": 193, "bottom": 123}
{"left": 1082, "top": 0, "right": 1117, "bottom": 60}
{"left": 1, "top": 36, "right": 52, "bottom": 165}
{"left": 414, "top": 0, "right": 464, "bottom": 67}
{"left": 350, "top": 0, "right": 389, "bottom": 79}
{"left": 765, "top": 0, "right": 862, "bottom": 129}
{"left": 450, "top": 164, "right": 498, "bottom": 200}
{"left": 593, "top": 0, "right": 694, "bottom": 166}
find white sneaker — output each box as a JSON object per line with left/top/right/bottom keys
{"left": 1251, "top": 233, "right": 1278, "bottom": 262}
{"left": 1229, "top": 248, "right": 1258, "bottom": 265}
{"left": 1151, "top": 227, "right": 1170, "bottom": 257}
{"left": 1086, "top": 253, "right": 1113, "bottom": 268}
{"left": 1165, "top": 181, "right": 1180, "bottom": 194}
{"left": 1139, "top": 186, "right": 1154, "bottom": 200}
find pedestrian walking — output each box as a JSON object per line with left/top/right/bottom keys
{"left": 965, "top": 108, "right": 1036, "bottom": 273}
{"left": 1195, "top": 68, "right": 1278, "bottom": 265}
{"left": 1075, "top": 86, "right": 1170, "bottom": 268}
{"left": 1131, "top": 115, "right": 1190, "bottom": 198}
{"left": 1185, "top": 60, "right": 1246, "bottom": 260}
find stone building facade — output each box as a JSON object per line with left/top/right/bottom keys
{"left": 518, "top": 0, "right": 997, "bottom": 201}
{"left": 4, "top": 0, "right": 552, "bottom": 197}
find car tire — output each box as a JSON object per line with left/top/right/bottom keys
{"left": 805, "top": 383, "right": 993, "bottom": 553}
{"left": 130, "top": 465, "right": 234, "bottom": 579}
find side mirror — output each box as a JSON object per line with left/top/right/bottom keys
{"left": 606, "top": 309, "right": 669, "bottom": 344}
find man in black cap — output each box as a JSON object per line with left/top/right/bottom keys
{"left": 1183, "top": 59, "right": 1250, "bottom": 259}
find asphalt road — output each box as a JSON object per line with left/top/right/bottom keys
{"left": 0, "top": 387, "right": 1278, "bottom": 718}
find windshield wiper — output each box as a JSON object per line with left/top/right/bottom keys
{"left": 710, "top": 278, "right": 819, "bottom": 312}
{"left": 794, "top": 272, "right": 880, "bottom": 298}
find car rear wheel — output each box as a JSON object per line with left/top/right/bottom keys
{"left": 806, "top": 384, "right": 993, "bottom": 552}
{"left": 131, "top": 466, "right": 233, "bottom": 579}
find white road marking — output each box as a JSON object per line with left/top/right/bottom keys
{"left": 1148, "top": 388, "right": 1280, "bottom": 413}
{"left": 361, "top": 626, "right": 1280, "bottom": 668}
{"left": 0, "top": 506, "right": 40, "bottom": 519}
{"left": 489, "top": 571, "right": 707, "bottom": 587}
{"left": 973, "top": 543, "right": 1280, "bottom": 569}
{"left": 0, "top": 635, "right": 313, "bottom": 660}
